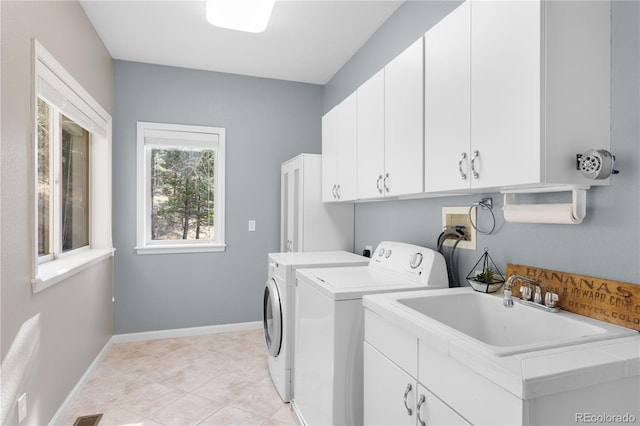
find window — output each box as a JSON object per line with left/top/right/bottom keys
{"left": 32, "top": 40, "right": 113, "bottom": 293}
{"left": 136, "top": 122, "right": 226, "bottom": 254}
{"left": 38, "top": 98, "right": 90, "bottom": 261}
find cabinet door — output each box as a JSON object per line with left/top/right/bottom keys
{"left": 385, "top": 37, "right": 424, "bottom": 197}
{"left": 289, "top": 160, "right": 302, "bottom": 252}
{"left": 281, "top": 158, "right": 302, "bottom": 252}
{"left": 337, "top": 92, "right": 358, "bottom": 201}
{"left": 321, "top": 106, "right": 339, "bottom": 202}
{"left": 280, "top": 162, "right": 292, "bottom": 251}
{"left": 424, "top": 2, "right": 471, "bottom": 193}
{"left": 471, "top": 0, "right": 542, "bottom": 189}
{"left": 357, "top": 69, "right": 385, "bottom": 199}
{"left": 417, "top": 384, "right": 470, "bottom": 426}
{"left": 364, "top": 342, "right": 416, "bottom": 426}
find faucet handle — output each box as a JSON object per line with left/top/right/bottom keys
{"left": 503, "top": 290, "right": 514, "bottom": 308}
{"left": 534, "top": 285, "right": 543, "bottom": 304}
{"left": 545, "top": 292, "right": 559, "bottom": 308}
{"left": 520, "top": 285, "right": 532, "bottom": 301}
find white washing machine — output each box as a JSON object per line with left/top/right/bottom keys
{"left": 291, "top": 241, "right": 448, "bottom": 426}
{"left": 263, "top": 250, "right": 369, "bottom": 402}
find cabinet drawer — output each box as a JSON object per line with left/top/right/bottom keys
{"left": 365, "top": 308, "right": 417, "bottom": 377}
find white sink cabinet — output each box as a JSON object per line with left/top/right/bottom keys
{"left": 364, "top": 310, "right": 470, "bottom": 425}
{"left": 424, "top": 0, "right": 611, "bottom": 193}
{"left": 363, "top": 289, "right": 640, "bottom": 425}
{"left": 322, "top": 92, "right": 357, "bottom": 202}
{"left": 356, "top": 38, "right": 424, "bottom": 200}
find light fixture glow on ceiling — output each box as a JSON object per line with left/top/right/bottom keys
{"left": 206, "top": 0, "right": 276, "bottom": 33}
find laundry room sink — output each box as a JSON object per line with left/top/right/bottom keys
{"left": 396, "top": 290, "right": 637, "bottom": 356}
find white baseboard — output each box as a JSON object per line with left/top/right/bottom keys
{"left": 50, "top": 320, "right": 262, "bottom": 425}
{"left": 49, "top": 338, "right": 113, "bottom": 426}
{"left": 110, "top": 320, "right": 262, "bottom": 344}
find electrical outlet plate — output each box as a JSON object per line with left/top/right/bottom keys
{"left": 441, "top": 207, "right": 476, "bottom": 250}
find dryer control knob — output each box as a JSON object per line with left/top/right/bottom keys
{"left": 378, "top": 248, "right": 385, "bottom": 257}
{"left": 385, "top": 249, "right": 392, "bottom": 258}
{"left": 410, "top": 253, "right": 423, "bottom": 269}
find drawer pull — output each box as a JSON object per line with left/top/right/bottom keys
{"left": 403, "top": 383, "right": 413, "bottom": 416}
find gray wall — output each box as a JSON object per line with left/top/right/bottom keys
{"left": 0, "top": 1, "right": 114, "bottom": 425}
{"left": 325, "top": 0, "right": 640, "bottom": 286}
{"left": 113, "top": 61, "right": 323, "bottom": 333}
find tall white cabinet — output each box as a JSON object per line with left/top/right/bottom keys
{"left": 424, "top": 0, "right": 611, "bottom": 193}
{"left": 281, "top": 154, "right": 354, "bottom": 252}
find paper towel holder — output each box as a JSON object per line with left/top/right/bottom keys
{"left": 501, "top": 185, "right": 590, "bottom": 224}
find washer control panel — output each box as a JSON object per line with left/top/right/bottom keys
{"left": 370, "top": 241, "right": 448, "bottom": 287}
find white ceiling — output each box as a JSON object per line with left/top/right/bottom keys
{"left": 80, "top": 0, "right": 404, "bottom": 85}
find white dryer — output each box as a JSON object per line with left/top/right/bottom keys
{"left": 263, "top": 251, "right": 369, "bottom": 402}
{"left": 291, "top": 241, "right": 448, "bottom": 426}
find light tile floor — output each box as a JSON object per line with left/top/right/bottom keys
{"left": 60, "top": 329, "right": 295, "bottom": 426}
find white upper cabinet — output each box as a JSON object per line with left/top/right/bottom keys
{"left": 424, "top": 1, "right": 471, "bottom": 193}
{"left": 470, "top": 0, "right": 542, "bottom": 189}
{"left": 322, "top": 105, "right": 339, "bottom": 201}
{"left": 357, "top": 69, "right": 386, "bottom": 199}
{"left": 322, "top": 92, "right": 358, "bottom": 202}
{"left": 357, "top": 38, "right": 425, "bottom": 200}
{"left": 425, "top": 0, "right": 611, "bottom": 193}
{"left": 329, "top": 0, "right": 610, "bottom": 202}
{"left": 384, "top": 37, "right": 425, "bottom": 197}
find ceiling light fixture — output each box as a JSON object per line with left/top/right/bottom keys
{"left": 205, "top": 0, "right": 275, "bottom": 33}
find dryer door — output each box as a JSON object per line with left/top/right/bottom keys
{"left": 263, "top": 278, "right": 283, "bottom": 357}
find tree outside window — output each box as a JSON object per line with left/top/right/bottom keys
{"left": 150, "top": 148, "right": 215, "bottom": 241}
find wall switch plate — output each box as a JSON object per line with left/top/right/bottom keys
{"left": 248, "top": 220, "right": 256, "bottom": 232}
{"left": 17, "top": 393, "right": 27, "bottom": 424}
{"left": 441, "top": 207, "right": 476, "bottom": 250}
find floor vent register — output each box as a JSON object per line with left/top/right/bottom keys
{"left": 72, "top": 414, "right": 103, "bottom": 426}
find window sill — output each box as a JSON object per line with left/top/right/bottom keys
{"left": 134, "top": 243, "right": 227, "bottom": 255}
{"left": 32, "top": 248, "right": 115, "bottom": 294}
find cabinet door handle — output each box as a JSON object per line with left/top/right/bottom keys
{"left": 336, "top": 184, "right": 341, "bottom": 199}
{"left": 458, "top": 152, "right": 468, "bottom": 180}
{"left": 376, "top": 175, "right": 383, "bottom": 193}
{"left": 403, "top": 383, "right": 413, "bottom": 416}
{"left": 383, "top": 173, "right": 390, "bottom": 193}
{"left": 332, "top": 184, "right": 337, "bottom": 199}
{"left": 416, "top": 394, "right": 426, "bottom": 426}
{"left": 470, "top": 150, "right": 480, "bottom": 179}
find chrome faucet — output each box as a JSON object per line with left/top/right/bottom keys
{"left": 503, "top": 274, "right": 539, "bottom": 308}
{"left": 503, "top": 273, "right": 560, "bottom": 312}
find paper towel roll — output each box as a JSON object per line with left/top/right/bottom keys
{"left": 502, "top": 203, "right": 583, "bottom": 224}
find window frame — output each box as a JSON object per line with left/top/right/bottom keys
{"left": 31, "top": 40, "right": 114, "bottom": 294}
{"left": 135, "top": 121, "right": 226, "bottom": 254}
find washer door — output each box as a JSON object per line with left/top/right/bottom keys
{"left": 263, "top": 278, "right": 283, "bottom": 357}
